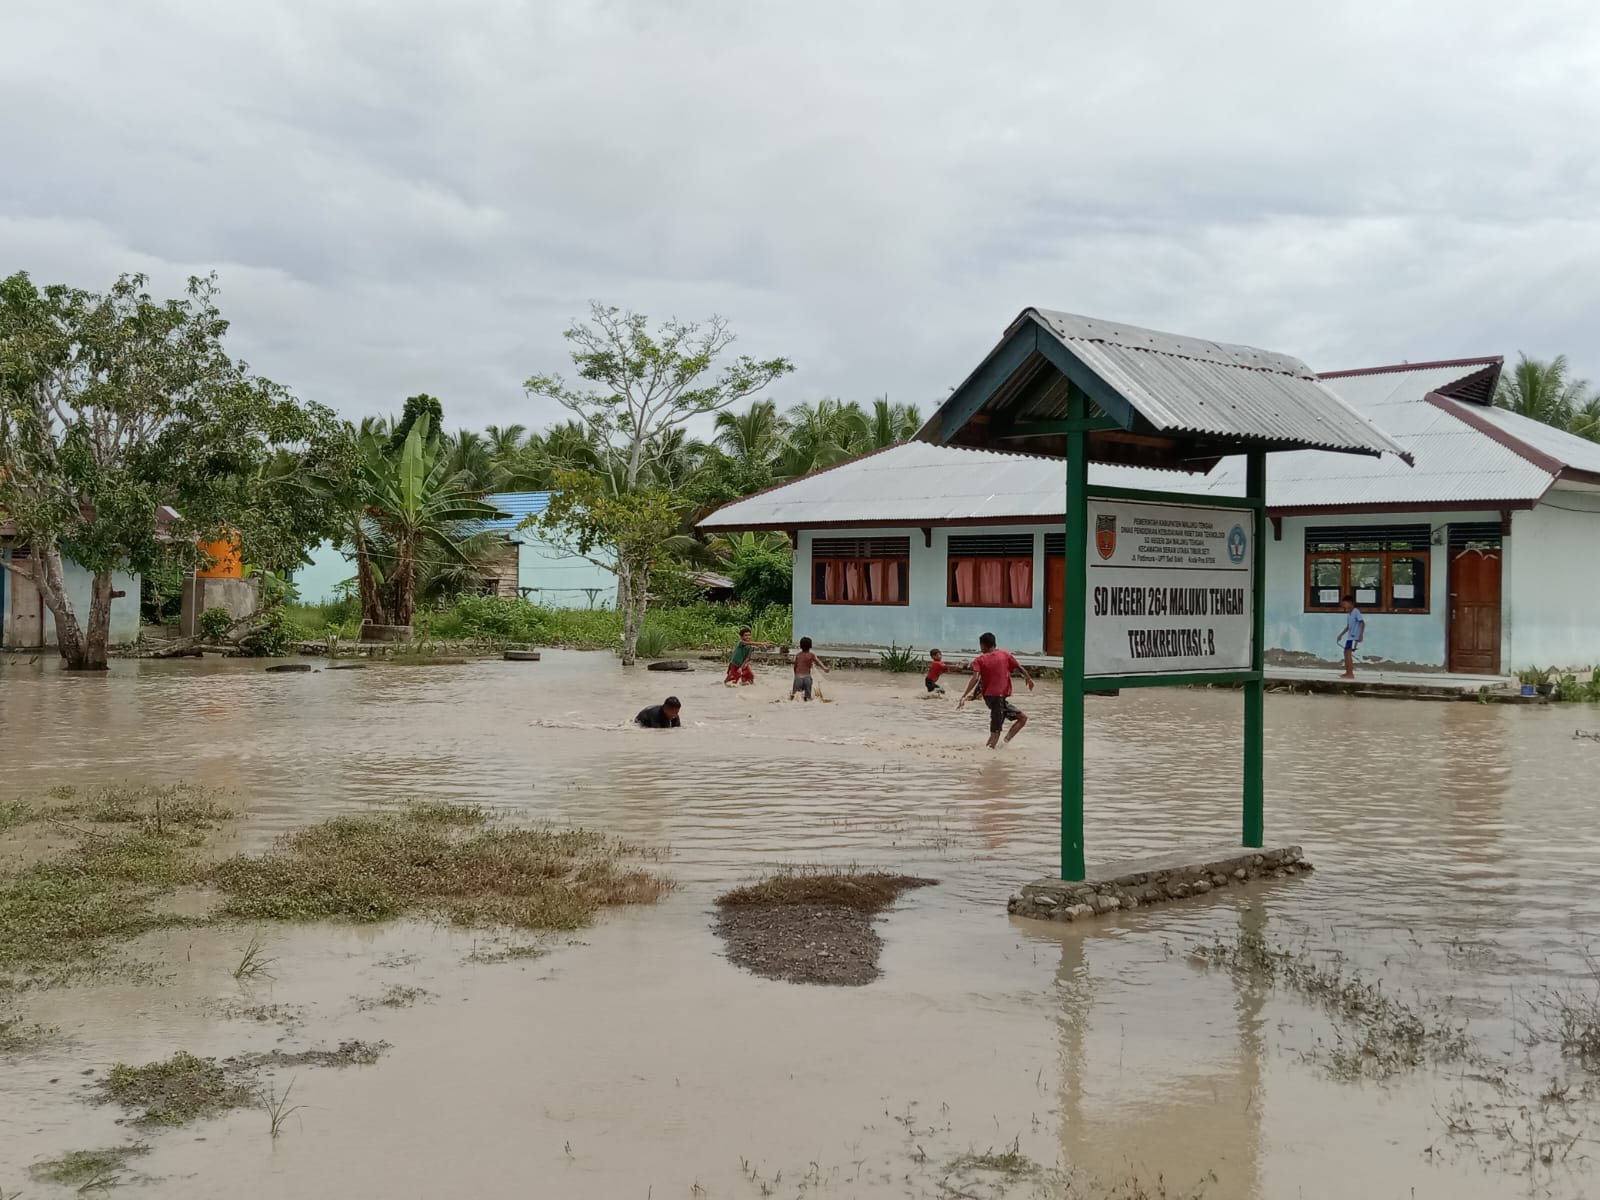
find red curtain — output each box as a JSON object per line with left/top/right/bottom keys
{"left": 1008, "top": 558, "right": 1032, "bottom": 606}
{"left": 884, "top": 561, "right": 902, "bottom": 602}
{"left": 867, "top": 561, "right": 885, "bottom": 601}
{"left": 977, "top": 560, "right": 1005, "bottom": 605}
{"left": 953, "top": 560, "right": 975, "bottom": 604}
{"left": 844, "top": 562, "right": 865, "bottom": 602}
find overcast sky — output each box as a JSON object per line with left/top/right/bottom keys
{"left": 5, "top": 1, "right": 1600, "bottom": 432}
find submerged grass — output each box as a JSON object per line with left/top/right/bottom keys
{"left": 101, "top": 1051, "right": 253, "bottom": 1127}
{"left": 1192, "top": 928, "right": 1472, "bottom": 1079}
{"left": 28, "top": 1144, "right": 148, "bottom": 1189}
{"left": 210, "top": 803, "right": 668, "bottom": 932}
{"left": 716, "top": 866, "right": 937, "bottom": 913}
{"left": 0, "top": 786, "right": 229, "bottom": 980}
{"left": 0, "top": 1006, "right": 57, "bottom": 1053}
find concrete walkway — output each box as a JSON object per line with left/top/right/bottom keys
{"left": 808, "top": 645, "right": 1512, "bottom": 699}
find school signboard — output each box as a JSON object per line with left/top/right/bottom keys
{"left": 1084, "top": 498, "right": 1254, "bottom": 678}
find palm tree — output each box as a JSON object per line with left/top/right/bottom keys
{"left": 1570, "top": 397, "right": 1600, "bottom": 444}
{"left": 713, "top": 400, "right": 786, "bottom": 476}
{"left": 485, "top": 423, "right": 527, "bottom": 461}
{"left": 1495, "top": 353, "right": 1590, "bottom": 428}
{"left": 777, "top": 399, "right": 865, "bottom": 478}
{"left": 360, "top": 415, "right": 503, "bottom": 626}
{"left": 860, "top": 397, "right": 923, "bottom": 450}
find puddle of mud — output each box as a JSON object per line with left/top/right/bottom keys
{"left": 2, "top": 652, "right": 1600, "bottom": 1197}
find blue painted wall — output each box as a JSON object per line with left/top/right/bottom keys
{"left": 794, "top": 525, "right": 1052, "bottom": 656}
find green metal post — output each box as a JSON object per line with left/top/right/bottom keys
{"left": 1243, "top": 451, "right": 1266, "bottom": 848}
{"left": 1062, "top": 390, "right": 1090, "bottom": 881}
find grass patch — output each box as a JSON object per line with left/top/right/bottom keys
{"left": 0, "top": 784, "right": 229, "bottom": 837}
{"left": 243, "top": 1039, "right": 388, "bottom": 1069}
{"left": 716, "top": 867, "right": 937, "bottom": 913}
{"left": 0, "top": 1006, "right": 57, "bottom": 1053}
{"left": 356, "top": 984, "right": 433, "bottom": 1010}
{"left": 28, "top": 1144, "right": 148, "bottom": 1189}
{"left": 101, "top": 1051, "right": 253, "bottom": 1127}
{"left": 210, "top": 804, "right": 667, "bottom": 931}
{"left": 0, "top": 833, "right": 215, "bottom": 979}
{"left": 1522, "top": 954, "right": 1600, "bottom": 1067}
{"left": 948, "top": 1137, "right": 1040, "bottom": 1180}
{"left": 1191, "top": 929, "right": 1472, "bottom": 1079}
{"left": 465, "top": 942, "right": 548, "bottom": 965}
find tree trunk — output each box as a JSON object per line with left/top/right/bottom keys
{"left": 390, "top": 532, "right": 416, "bottom": 628}
{"left": 354, "top": 531, "right": 388, "bottom": 628}
{"left": 31, "top": 542, "right": 106, "bottom": 670}
{"left": 617, "top": 559, "right": 640, "bottom": 666}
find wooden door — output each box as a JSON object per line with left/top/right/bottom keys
{"left": 1044, "top": 555, "right": 1066, "bottom": 656}
{"left": 1448, "top": 547, "right": 1501, "bottom": 674}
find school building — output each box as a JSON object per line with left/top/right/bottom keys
{"left": 700, "top": 356, "right": 1600, "bottom": 674}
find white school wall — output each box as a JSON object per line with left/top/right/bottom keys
{"left": 1, "top": 554, "right": 140, "bottom": 648}
{"left": 1506, "top": 492, "right": 1600, "bottom": 670}
{"left": 793, "top": 525, "right": 1050, "bottom": 656}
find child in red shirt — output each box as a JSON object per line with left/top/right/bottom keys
{"left": 924, "top": 649, "right": 950, "bottom": 695}
{"left": 957, "top": 632, "right": 1035, "bottom": 748}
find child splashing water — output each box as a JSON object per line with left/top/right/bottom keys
{"left": 790, "top": 636, "right": 829, "bottom": 701}
{"left": 924, "top": 648, "right": 950, "bottom": 695}
{"left": 724, "top": 626, "right": 773, "bottom": 686}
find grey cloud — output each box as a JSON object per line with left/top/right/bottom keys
{"left": 5, "top": 0, "right": 1600, "bottom": 432}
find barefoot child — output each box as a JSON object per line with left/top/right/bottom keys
{"left": 1335, "top": 593, "right": 1364, "bottom": 679}
{"left": 924, "top": 648, "right": 950, "bottom": 695}
{"left": 789, "top": 636, "right": 829, "bottom": 701}
{"left": 958, "top": 632, "right": 1035, "bottom": 748}
{"left": 724, "top": 626, "right": 772, "bottom": 686}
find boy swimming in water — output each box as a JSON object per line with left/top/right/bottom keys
{"left": 790, "top": 636, "right": 829, "bottom": 701}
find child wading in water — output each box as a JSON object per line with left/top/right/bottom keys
{"left": 958, "top": 632, "right": 1035, "bottom": 748}
{"left": 924, "top": 648, "right": 950, "bottom": 695}
{"left": 789, "top": 636, "right": 829, "bottom": 701}
{"left": 724, "top": 626, "right": 772, "bottom": 686}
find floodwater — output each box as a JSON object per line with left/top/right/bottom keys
{"left": 2, "top": 651, "right": 1599, "bottom": 1198}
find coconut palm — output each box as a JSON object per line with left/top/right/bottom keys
{"left": 860, "top": 397, "right": 923, "bottom": 450}
{"left": 1570, "top": 397, "right": 1600, "bottom": 444}
{"left": 777, "top": 399, "right": 866, "bottom": 478}
{"left": 1495, "top": 354, "right": 1590, "bottom": 429}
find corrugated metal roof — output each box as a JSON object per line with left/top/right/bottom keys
{"left": 1025, "top": 310, "right": 1413, "bottom": 460}
{"left": 700, "top": 362, "right": 1593, "bottom": 526}
{"left": 478, "top": 492, "right": 551, "bottom": 539}
{"left": 1459, "top": 405, "right": 1600, "bottom": 479}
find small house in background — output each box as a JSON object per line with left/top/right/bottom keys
{"left": 291, "top": 492, "right": 617, "bottom": 610}
{"left": 0, "top": 507, "right": 176, "bottom": 650}
{"left": 699, "top": 356, "right": 1600, "bottom": 674}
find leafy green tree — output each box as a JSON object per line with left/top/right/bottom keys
{"left": 1495, "top": 354, "right": 1590, "bottom": 428}
{"left": 0, "top": 271, "right": 337, "bottom": 669}
{"left": 776, "top": 398, "right": 862, "bottom": 478}
{"left": 524, "top": 304, "right": 793, "bottom": 662}
{"left": 388, "top": 393, "right": 443, "bottom": 454}
{"left": 532, "top": 469, "right": 682, "bottom": 663}
{"left": 1569, "top": 397, "right": 1600, "bottom": 444}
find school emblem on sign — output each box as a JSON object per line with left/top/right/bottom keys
{"left": 1095, "top": 513, "right": 1117, "bottom": 560}
{"left": 1227, "top": 524, "right": 1247, "bottom": 565}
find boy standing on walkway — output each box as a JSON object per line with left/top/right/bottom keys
{"left": 958, "top": 632, "right": 1035, "bottom": 748}
{"left": 1336, "top": 594, "right": 1365, "bottom": 680}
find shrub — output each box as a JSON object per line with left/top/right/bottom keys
{"left": 236, "top": 610, "right": 294, "bottom": 657}
{"left": 728, "top": 541, "right": 793, "bottom": 612}
{"left": 634, "top": 624, "right": 670, "bottom": 658}
{"left": 879, "top": 643, "right": 923, "bottom": 673}
{"left": 198, "top": 607, "right": 232, "bottom": 642}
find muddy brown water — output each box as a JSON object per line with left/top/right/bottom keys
{"left": 2, "top": 652, "right": 1598, "bottom": 1197}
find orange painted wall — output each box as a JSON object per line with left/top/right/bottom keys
{"left": 196, "top": 537, "right": 243, "bottom": 579}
